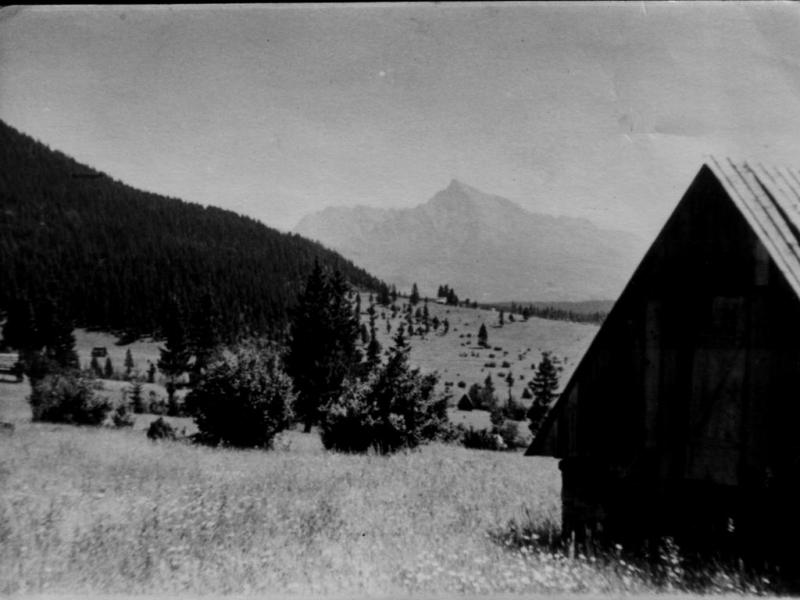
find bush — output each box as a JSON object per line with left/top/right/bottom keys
{"left": 461, "top": 426, "right": 505, "bottom": 450}
{"left": 147, "top": 417, "right": 177, "bottom": 441}
{"left": 497, "top": 420, "right": 525, "bottom": 449}
{"left": 112, "top": 402, "right": 135, "bottom": 428}
{"left": 501, "top": 361, "right": 511, "bottom": 368}
{"left": 457, "top": 380, "right": 466, "bottom": 388}
{"left": 130, "top": 381, "right": 146, "bottom": 414}
{"left": 29, "top": 372, "right": 111, "bottom": 425}
{"left": 502, "top": 396, "right": 528, "bottom": 421}
{"left": 185, "top": 341, "right": 294, "bottom": 449}
{"left": 320, "top": 336, "right": 451, "bottom": 454}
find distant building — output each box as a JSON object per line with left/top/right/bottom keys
{"left": 528, "top": 160, "right": 800, "bottom": 566}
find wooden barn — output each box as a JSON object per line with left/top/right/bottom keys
{"left": 528, "top": 159, "right": 800, "bottom": 562}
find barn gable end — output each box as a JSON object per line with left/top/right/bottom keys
{"left": 527, "top": 160, "right": 800, "bottom": 559}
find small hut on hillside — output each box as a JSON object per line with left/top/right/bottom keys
{"left": 528, "top": 159, "right": 800, "bottom": 563}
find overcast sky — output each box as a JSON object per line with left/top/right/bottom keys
{"left": 2, "top": 3, "right": 800, "bottom": 236}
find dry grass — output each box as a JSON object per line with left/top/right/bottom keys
{"left": 365, "top": 297, "right": 598, "bottom": 403}
{"left": 0, "top": 412, "right": 775, "bottom": 595}
{"left": 0, "top": 422, "right": 566, "bottom": 595}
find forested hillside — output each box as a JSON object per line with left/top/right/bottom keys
{"left": 0, "top": 120, "right": 382, "bottom": 340}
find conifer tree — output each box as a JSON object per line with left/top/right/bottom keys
{"left": 104, "top": 357, "right": 114, "bottom": 379}
{"left": 158, "top": 298, "right": 192, "bottom": 404}
{"left": 366, "top": 309, "right": 382, "bottom": 371}
{"left": 130, "top": 380, "right": 146, "bottom": 413}
{"left": 90, "top": 355, "right": 102, "bottom": 377}
{"left": 124, "top": 348, "right": 134, "bottom": 380}
{"left": 478, "top": 323, "right": 489, "bottom": 347}
{"left": 377, "top": 283, "right": 391, "bottom": 306}
{"left": 287, "top": 262, "right": 361, "bottom": 432}
{"left": 354, "top": 291, "right": 362, "bottom": 320}
{"left": 410, "top": 283, "right": 420, "bottom": 305}
{"left": 527, "top": 351, "right": 563, "bottom": 436}
{"left": 189, "top": 292, "right": 221, "bottom": 382}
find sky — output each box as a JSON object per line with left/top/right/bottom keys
{"left": 2, "top": 3, "right": 800, "bottom": 237}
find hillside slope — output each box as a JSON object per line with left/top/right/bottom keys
{"left": 295, "top": 180, "right": 647, "bottom": 302}
{"left": 0, "top": 120, "right": 382, "bottom": 339}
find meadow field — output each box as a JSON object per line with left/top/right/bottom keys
{"left": 0, "top": 379, "right": 775, "bottom": 596}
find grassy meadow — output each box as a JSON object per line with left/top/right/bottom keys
{"left": 0, "top": 377, "right": 775, "bottom": 596}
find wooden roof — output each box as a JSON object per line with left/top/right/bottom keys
{"left": 526, "top": 159, "right": 800, "bottom": 457}
{"left": 708, "top": 159, "right": 800, "bottom": 300}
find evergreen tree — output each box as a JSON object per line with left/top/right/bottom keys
{"left": 481, "top": 373, "right": 496, "bottom": 409}
{"left": 391, "top": 285, "right": 398, "bottom": 303}
{"left": 366, "top": 309, "right": 382, "bottom": 372}
{"left": 410, "top": 283, "right": 420, "bottom": 306}
{"left": 124, "top": 348, "right": 134, "bottom": 379}
{"left": 377, "top": 283, "right": 391, "bottom": 306}
{"left": 104, "top": 356, "right": 114, "bottom": 379}
{"left": 353, "top": 292, "right": 362, "bottom": 320}
{"left": 189, "top": 292, "right": 221, "bottom": 382}
{"left": 147, "top": 361, "right": 156, "bottom": 383}
{"left": 157, "top": 298, "right": 192, "bottom": 404}
{"left": 505, "top": 371, "right": 514, "bottom": 388}
{"left": 498, "top": 310, "right": 505, "bottom": 327}
{"left": 90, "top": 355, "right": 102, "bottom": 377}
{"left": 442, "top": 318, "right": 449, "bottom": 335}
{"left": 478, "top": 323, "right": 489, "bottom": 347}
{"left": 286, "top": 262, "right": 361, "bottom": 432}
{"left": 130, "top": 380, "right": 146, "bottom": 413}
{"left": 527, "top": 351, "right": 563, "bottom": 436}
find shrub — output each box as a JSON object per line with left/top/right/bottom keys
{"left": 147, "top": 417, "right": 177, "bottom": 441}
{"left": 457, "top": 380, "right": 466, "bottom": 388}
{"left": 112, "top": 402, "right": 135, "bottom": 428}
{"left": 501, "top": 361, "right": 511, "bottom": 368}
{"left": 185, "top": 341, "right": 294, "bottom": 449}
{"left": 502, "top": 396, "right": 528, "bottom": 421}
{"left": 29, "top": 372, "right": 111, "bottom": 425}
{"left": 484, "top": 362, "right": 496, "bottom": 368}
{"left": 130, "top": 381, "right": 146, "bottom": 414}
{"left": 461, "top": 426, "right": 504, "bottom": 450}
{"left": 320, "top": 335, "right": 450, "bottom": 454}
{"left": 497, "top": 420, "right": 524, "bottom": 449}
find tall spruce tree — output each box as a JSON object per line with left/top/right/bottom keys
{"left": 124, "top": 348, "right": 134, "bottom": 379}
{"left": 478, "top": 323, "right": 489, "bottom": 347}
{"left": 189, "top": 292, "right": 221, "bottom": 383}
{"left": 287, "top": 261, "right": 361, "bottom": 432}
{"left": 104, "top": 356, "right": 114, "bottom": 379}
{"left": 410, "top": 283, "right": 420, "bottom": 305}
{"left": 527, "top": 351, "right": 562, "bottom": 436}
{"left": 366, "top": 307, "right": 382, "bottom": 371}
{"left": 157, "top": 298, "right": 192, "bottom": 404}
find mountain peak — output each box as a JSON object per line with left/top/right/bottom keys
{"left": 445, "top": 178, "right": 481, "bottom": 196}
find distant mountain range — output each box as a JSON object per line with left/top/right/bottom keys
{"left": 295, "top": 180, "right": 648, "bottom": 302}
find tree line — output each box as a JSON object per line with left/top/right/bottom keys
{"left": 0, "top": 119, "right": 383, "bottom": 343}
{"left": 20, "top": 261, "right": 455, "bottom": 454}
